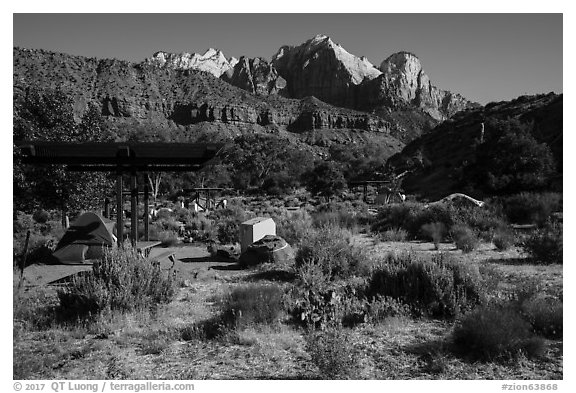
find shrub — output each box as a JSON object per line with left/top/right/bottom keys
{"left": 13, "top": 290, "right": 58, "bottom": 334}
{"left": 452, "top": 305, "right": 546, "bottom": 361}
{"left": 174, "top": 206, "right": 193, "bottom": 223}
{"left": 421, "top": 222, "right": 446, "bottom": 249}
{"left": 368, "top": 253, "right": 486, "bottom": 318}
{"left": 455, "top": 206, "right": 506, "bottom": 241}
{"left": 32, "top": 209, "right": 49, "bottom": 224}
{"left": 522, "top": 222, "right": 562, "bottom": 264}
{"left": 312, "top": 210, "right": 359, "bottom": 231}
{"left": 286, "top": 280, "right": 368, "bottom": 329}
{"left": 296, "top": 260, "right": 330, "bottom": 288}
{"left": 366, "top": 295, "right": 411, "bottom": 323}
{"left": 372, "top": 202, "right": 505, "bottom": 242}
{"left": 501, "top": 192, "right": 562, "bottom": 226}
{"left": 14, "top": 231, "right": 59, "bottom": 266}
{"left": 216, "top": 219, "right": 240, "bottom": 244}
{"left": 275, "top": 209, "right": 314, "bottom": 246}
{"left": 295, "top": 225, "right": 370, "bottom": 279}
{"left": 305, "top": 326, "right": 359, "bottom": 379}
{"left": 209, "top": 206, "right": 249, "bottom": 244}
{"left": 451, "top": 224, "right": 479, "bottom": 253}
{"left": 183, "top": 214, "right": 215, "bottom": 242}
{"left": 219, "top": 284, "right": 284, "bottom": 329}
{"left": 379, "top": 228, "right": 408, "bottom": 242}
{"left": 521, "top": 297, "right": 563, "bottom": 339}
{"left": 155, "top": 209, "right": 172, "bottom": 220}
{"left": 493, "top": 229, "right": 516, "bottom": 251}
{"left": 57, "top": 246, "right": 175, "bottom": 319}
{"left": 158, "top": 230, "right": 179, "bottom": 247}
{"left": 371, "top": 202, "right": 424, "bottom": 237}
{"left": 155, "top": 217, "right": 182, "bottom": 232}
{"left": 412, "top": 204, "right": 458, "bottom": 237}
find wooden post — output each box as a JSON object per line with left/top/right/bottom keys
{"left": 144, "top": 182, "right": 149, "bottom": 241}
{"left": 131, "top": 171, "right": 138, "bottom": 247}
{"left": 103, "top": 197, "right": 111, "bottom": 219}
{"left": 116, "top": 172, "right": 124, "bottom": 248}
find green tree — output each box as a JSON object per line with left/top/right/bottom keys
{"left": 14, "top": 88, "right": 114, "bottom": 216}
{"left": 224, "top": 134, "right": 315, "bottom": 192}
{"left": 329, "top": 144, "right": 388, "bottom": 181}
{"left": 303, "top": 161, "right": 346, "bottom": 200}
{"left": 464, "top": 118, "right": 556, "bottom": 195}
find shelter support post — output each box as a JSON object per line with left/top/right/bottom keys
{"left": 144, "top": 182, "right": 149, "bottom": 241}
{"left": 104, "top": 197, "right": 111, "bottom": 219}
{"left": 131, "top": 171, "right": 138, "bottom": 247}
{"left": 116, "top": 172, "right": 123, "bottom": 248}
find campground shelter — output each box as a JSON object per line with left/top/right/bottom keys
{"left": 16, "top": 141, "right": 225, "bottom": 247}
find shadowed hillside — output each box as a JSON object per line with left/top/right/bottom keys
{"left": 387, "top": 93, "right": 562, "bottom": 200}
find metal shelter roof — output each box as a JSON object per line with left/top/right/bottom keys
{"left": 15, "top": 141, "right": 225, "bottom": 172}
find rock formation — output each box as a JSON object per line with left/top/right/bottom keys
{"left": 147, "top": 48, "right": 237, "bottom": 77}
{"left": 272, "top": 34, "right": 382, "bottom": 108}
{"left": 374, "top": 52, "right": 472, "bottom": 120}
{"left": 13, "top": 47, "right": 405, "bottom": 153}
{"left": 221, "top": 56, "right": 287, "bottom": 96}
{"left": 270, "top": 35, "right": 475, "bottom": 121}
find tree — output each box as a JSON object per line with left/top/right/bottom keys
{"left": 463, "top": 118, "right": 556, "bottom": 195}
{"left": 329, "top": 143, "right": 389, "bottom": 181}
{"left": 147, "top": 172, "right": 163, "bottom": 204}
{"left": 224, "top": 134, "right": 315, "bottom": 192}
{"left": 14, "top": 88, "right": 114, "bottom": 217}
{"left": 303, "top": 161, "right": 346, "bottom": 200}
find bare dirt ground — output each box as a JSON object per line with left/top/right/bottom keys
{"left": 13, "top": 238, "right": 563, "bottom": 380}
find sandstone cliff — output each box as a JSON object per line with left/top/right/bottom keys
{"left": 374, "top": 52, "right": 472, "bottom": 120}
{"left": 272, "top": 34, "right": 382, "bottom": 108}
{"left": 221, "top": 56, "right": 287, "bottom": 96}
{"left": 13, "top": 47, "right": 405, "bottom": 156}
{"left": 147, "top": 48, "right": 237, "bottom": 77}
{"left": 270, "top": 35, "right": 475, "bottom": 122}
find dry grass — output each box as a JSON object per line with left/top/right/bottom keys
{"left": 14, "top": 240, "right": 562, "bottom": 380}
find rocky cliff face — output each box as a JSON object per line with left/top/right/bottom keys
{"left": 269, "top": 35, "right": 475, "bottom": 122}
{"left": 272, "top": 34, "right": 382, "bottom": 108}
{"left": 13, "top": 47, "right": 404, "bottom": 154}
{"left": 221, "top": 57, "right": 287, "bottom": 96}
{"left": 147, "top": 48, "right": 238, "bottom": 77}
{"left": 374, "top": 52, "right": 472, "bottom": 120}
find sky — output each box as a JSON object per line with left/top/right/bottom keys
{"left": 12, "top": 13, "right": 562, "bottom": 105}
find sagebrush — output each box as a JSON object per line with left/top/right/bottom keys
{"left": 295, "top": 225, "right": 371, "bottom": 279}
{"left": 452, "top": 304, "right": 546, "bottom": 361}
{"left": 57, "top": 246, "right": 175, "bottom": 319}
{"left": 368, "top": 252, "right": 486, "bottom": 318}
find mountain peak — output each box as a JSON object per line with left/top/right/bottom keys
{"left": 273, "top": 34, "right": 381, "bottom": 93}
{"left": 308, "top": 34, "right": 331, "bottom": 45}
{"left": 380, "top": 51, "right": 423, "bottom": 74}
{"left": 147, "top": 48, "right": 234, "bottom": 77}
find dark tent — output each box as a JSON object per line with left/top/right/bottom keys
{"left": 52, "top": 212, "right": 116, "bottom": 264}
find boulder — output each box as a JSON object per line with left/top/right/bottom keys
{"left": 239, "top": 235, "right": 294, "bottom": 267}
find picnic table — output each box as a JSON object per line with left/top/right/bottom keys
{"left": 136, "top": 241, "right": 162, "bottom": 258}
